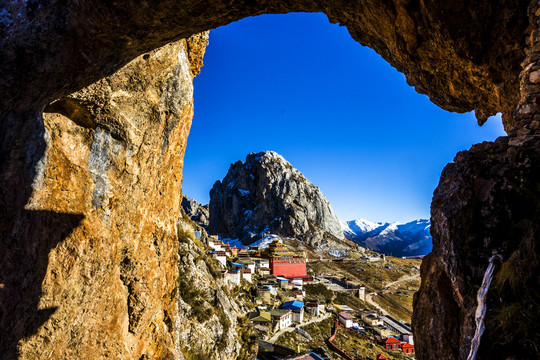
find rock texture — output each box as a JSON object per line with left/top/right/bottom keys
{"left": 0, "top": 1, "right": 532, "bottom": 129}
{"left": 413, "top": 132, "right": 540, "bottom": 360}
{"left": 208, "top": 151, "right": 344, "bottom": 248}
{"left": 181, "top": 196, "right": 210, "bottom": 227}
{"left": 0, "top": 34, "right": 241, "bottom": 360}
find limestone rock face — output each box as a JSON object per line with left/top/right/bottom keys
{"left": 208, "top": 151, "right": 344, "bottom": 248}
{"left": 412, "top": 132, "right": 540, "bottom": 360}
{"left": 0, "top": 33, "right": 247, "bottom": 360}
{"left": 181, "top": 196, "right": 210, "bottom": 227}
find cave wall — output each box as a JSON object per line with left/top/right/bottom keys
{"left": 0, "top": 0, "right": 532, "bottom": 128}
{"left": 0, "top": 36, "right": 205, "bottom": 359}
{"left": 0, "top": 0, "right": 539, "bottom": 359}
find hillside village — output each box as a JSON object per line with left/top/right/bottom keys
{"left": 201, "top": 231, "right": 418, "bottom": 360}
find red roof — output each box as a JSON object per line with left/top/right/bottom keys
{"left": 401, "top": 343, "right": 414, "bottom": 349}
{"left": 339, "top": 312, "right": 354, "bottom": 320}
{"left": 383, "top": 337, "right": 400, "bottom": 344}
{"left": 376, "top": 355, "right": 388, "bottom": 360}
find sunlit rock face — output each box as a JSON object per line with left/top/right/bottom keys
{"left": 181, "top": 196, "right": 210, "bottom": 227}
{"left": 0, "top": 35, "right": 214, "bottom": 360}
{"left": 208, "top": 151, "right": 344, "bottom": 247}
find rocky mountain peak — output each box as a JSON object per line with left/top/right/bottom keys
{"left": 208, "top": 151, "right": 344, "bottom": 247}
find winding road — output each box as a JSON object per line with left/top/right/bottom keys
{"left": 365, "top": 274, "right": 420, "bottom": 316}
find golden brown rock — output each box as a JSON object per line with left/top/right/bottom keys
{"left": 0, "top": 36, "right": 217, "bottom": 360}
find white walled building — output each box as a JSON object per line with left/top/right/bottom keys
{"left": 242, "top": 268, "right": 252, "bottom": 282}
{"left": 270, "top": 309, "right": 292, "bottom": 330}
{"left": 339, "top": 312, "right": 354, "bottom": 328}
{"left": 213, "top": 251, "right": 227, "bottom": 267}
{"left": 225, "top": 269, "right": 241, "bottom": 286}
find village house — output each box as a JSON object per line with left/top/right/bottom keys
{"left": 277, "top": 277, "right": 289, "bottom": 289}
{"left": 281, "top": 300, "right": 304, "bottom": 323}
{"left": 270, "top": 309, "right": 293, "bottom": 330}
{"left": 373, "top": 325, "right": 393, "bottom": 337}
{"left": 339, "top": 312, "right": 354, "bottom": 328}
{"left": 242, "top": 268, "right": 252, "bottom": 282}
{"left": 258, "top": 267, "right": 271, "bottom": 276}
{"left": 382, "top": 337, "right": 401, "bottom": 350}
{"left": 305, "top": 299, "right": 319, "bottom": 316}
{"left": 209, "top": 240, "right": 223, "bottom": 252}
{"left": 381, "top": 315, "right": 413, "bottom": 340}
{"left": 257, "top": 286, "right": 272, "bottom": 303}
{"left": 361, "top": 312, "right": 384, "bottom": 326}
{"left": 225, "top": 269, "right": 241, "bottom": 286}
{"left": 403, "top": 333, "right": 414, "bottom": 345}
{"left": 254, "top": 258, "right": 270, "bottom": 271}
{"left": 248, "top": 311, "right": 271, "bottom": 332}
{"left": 305, "top": 299, "right": 325, "bottom": 317}
{"left": 400, "top": 343, "right": 415, "bottom": 354}
{"left": 212, "top": 251, "right": 227, "bottom": 267}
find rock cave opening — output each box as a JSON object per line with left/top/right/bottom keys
{"left": 182, "top": 12, "right": 506, "bottom": 226}
{"left": 0, "top": 2, "right": 538, "bottom": 360}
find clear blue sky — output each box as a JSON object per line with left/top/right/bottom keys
{"left": 182, "top": 12, "right": 506, "bottom": 223}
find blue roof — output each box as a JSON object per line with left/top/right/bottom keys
{"left": 231, "top": 262, "right": 244, "bottom": 268}
{"left": 281, "top": 300, "right": 304, "bottom": 311}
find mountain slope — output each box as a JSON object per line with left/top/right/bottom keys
{"left": 208, "top": 151, "right": 344, "bottom": 248}
{"left": 342, "top": 218, "right": 432, "bottom": 256}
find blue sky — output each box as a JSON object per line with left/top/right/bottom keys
{"left": 182, "top": 12, "right": 506, "bottom": 223}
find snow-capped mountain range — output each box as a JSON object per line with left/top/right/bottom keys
{"left": 341, "top": 218, "right": 432, "bottom": 257}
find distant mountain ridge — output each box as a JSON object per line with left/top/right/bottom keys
{"left": 342, "top": 218, "right": 432, "bottom": 257}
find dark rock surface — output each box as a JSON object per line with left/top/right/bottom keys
{"left": 208, "top": 151, "right": 344, "bottom": 247}
{"left": 181, "top": 196, "right": 210, "bottom": 227}
{"left": 0, "top": 1, "right": 531, "bottom": 129}
{"left": 413, "top": 132, "right": 540, "bottom": 360}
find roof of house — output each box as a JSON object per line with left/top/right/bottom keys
{"left": 334, "top": 304, "right": 354, "bottom": 312}
{"left": 231, "top": 262, "right": 244, "bottom": 268}
{"left": 281, "top": 300, "right": 304, "bottom": 311}
{"left": 401, "top": 343, "right": 414, "bottom": 348}
{"left": 339, "top": 312, "right": 354, "bottom": 320}
{"left": 248, "top": 311, "right": 271, "bottom": 323}
{"left": 383, "top": 337, "right": 400, "bottom": 344}
{"left": 376, "top": 355, "right": 388, "bottom": 360}
{"left": 270, "top": 309, "right": 291, "bottom": 318}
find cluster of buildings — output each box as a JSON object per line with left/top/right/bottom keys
{"left": 336, "top": 308, "right": 415, "bottom": 354}
{"left": 207, "top": 236, "right": 310, "bottom": 287}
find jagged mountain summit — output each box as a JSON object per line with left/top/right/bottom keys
{"left": 342, "top": 218, "right": 432, "bottom": 257}
{"left": 181, "top": 196, "right": 209, "bottom": 227}
{"left": 208, "top": 151, "right": 345, "bottom": 248}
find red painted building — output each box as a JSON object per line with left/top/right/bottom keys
{"left": 400, "top": 343, "right": 415, "bottom": 353}
{"left": 266, "top": 240, "right": 307, "bottom": 278}
{"left": 382, "top": 337, "right": 400, "bottom": 350}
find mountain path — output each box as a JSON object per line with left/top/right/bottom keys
{"left": 365, "top": 274, "right": 420, "bottom": 317}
